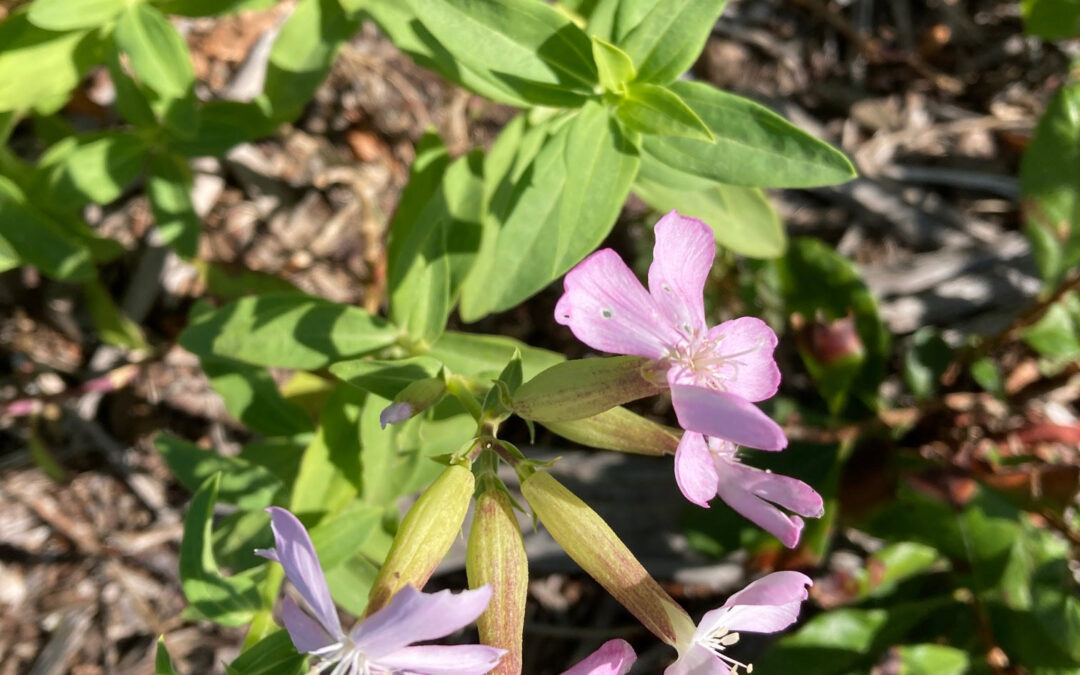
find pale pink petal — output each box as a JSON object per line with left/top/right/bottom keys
{"left": 715, "top": 467, "right": 806, "bottom": 548}
{"left": 562, "top": 639, "right": 637, "bottom": 675}
{"left": 740, "top": 464, "right": 824, "bottom": 519}
{"left": 663, "top": 643, "right": 730, "bottom": 675}
{"left": 556, "top": 249, "right": 679, "bottom": 358}
{"left": 255, "top": 507, "right": 344, "bottom": 640}
{"left": 669, "top": 383, "right": 787, "bottom": 451}
{"left": 648, "top": 211, "right": 714, "bottom": 336}
{"left": 352, "top": 585, "right": 491, "bottom": 659}
{"left": 375, "top": 644, "right": 506, "bottom": 675}
{"left": 705, "top": 318, "right": 780, "bottom": 402}
{"left": 724, "top": 571, "right": 813, "bottom": 608}
{"left": 279, "top": 596, "right": 336, "bottom": 654}
{"left": 674, "top": 432, "right": 719, "bottom": 508}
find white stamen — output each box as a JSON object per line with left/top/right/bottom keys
{"left": 700, "top": 627, "right": 755, "bottom": 675}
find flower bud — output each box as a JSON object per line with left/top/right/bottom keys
{"left": 467, "top": 482, "right": 528, "bottom": 675}
{"left": 511, "top": 356, "right": 664, "bottom": 423}
{"left": 795, "top": 313, "right": 864, "bottom": 366}
{"left": 379, "top": 376, "right": 447, "bottom": 428}
{"left": 543, "top": 406, "right": 680, "bottom": 456}
{"left": 521, "top": 471, "right": 695, "bottom": 646}
{"left": 366, "top": 464, "right": 474, "bottom": 615}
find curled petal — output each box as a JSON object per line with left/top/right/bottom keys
{"left": 705, "top": 317, "right": 781, "bottom": 402}
{"left": 375, "top": 644, "right": 506, "bottom": 675}
{"left": 725, "top": 570, "right": 812, "bottom": 609}
{"left": 669, "top": 383, "right": 787, "bottom": 451}
{"left": 556, "top": 249, "right": 679, "bottom": 359}
{"left": 562, "top": 639, "right": 637, "bottom": 675}
{"left": 353, "top": 585, "right": 492, "bottom": 659}
{"left": 279, "top": 596, "right": 337, "bottom": 654}
{"left": 715, "top": 466, "right": 806, "bottom": 548}
{"left": 255, "top": 507, "right": 344, "bottom": 641}
{"left": 741, "top": 464, "right": 824, "bottom": 519}
{"left": 674, "top": 432, "right": 719, "bottom": 508}
{"left": 648, "top": 211, "right": 715, "bottom": 337}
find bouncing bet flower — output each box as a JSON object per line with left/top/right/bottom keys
{"left": 256, "top": 507, "right": 505, "bottom": 675}
{"left": 555, "top": 210, "right": 786, "bottom": 451}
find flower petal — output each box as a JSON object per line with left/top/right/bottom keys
{"left": 715, "top": 466, "right": 805, "bottom": 548}
{"left": 352, "top": 585, "right": 492, "bottom": 659}
{"left": 674, "top": 432, "right": 719, "bottom": 508}
{"left": 669, "top": 383, "right": 787, "bottom": 450}
{"left": 663, "top": 643, "right": 730, "bottom": 675}
{"left": 375, "top": 644, "right": 506, "bottom": 675}
{"left": 724, "top": 571, "right": 812, "bottom": 609}
{"left": 648, "top": 211, "right": 714, "bottom": 337}
{"left": 255, "top": 507, "right": 344, "bottom": 640}
{"left": 556, "top": 248, "right": 679, "bottom": 358}
{"left": 741, "top": 463, "right": 824, "bottom": 518}
{"left": 279, "top": 595, "right": 337, "bottom": 654}
{"left": 705, "top": 317, "right": 780, "bottom": 402}
{"left": 562, "top": 639, "right": 637, "bottom": 675}
{"left": 379, "top": 401, "right": 413, "bottom": 428}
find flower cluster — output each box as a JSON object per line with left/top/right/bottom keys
{"left": 555, "top": 211, "right": 823, "bottom": 547}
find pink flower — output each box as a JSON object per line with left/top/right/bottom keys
{"left": 666, "top": 571, "right": 812, "bottom": 675}
{"left": 675, "top": 434, "right": 823, "bottom": 548}
{"left": 563, "top": 639, "right": 637, "bottom": 675}
{"left": 256, "top": 507, "right": 505, "bottom": 675}
{"left": 555, "top": 211, "right": 786, "bottom": 451}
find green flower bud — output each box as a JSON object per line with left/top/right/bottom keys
{"left": 521, "top": 471, "right": 695, "bottom": 646}
{"left": 543, "top": 406, "right": 680, "bottom": 456}
{"left": 467, "top": 481, "right": 528, "bottom": 675}
{"left": 511, "top": 356, "right": 664, "bottom": 423}
{"left": 366, "top": 464, "right": 474, "bottom": 615}
{"left": 379, "top": 376, "right": 448, "bottom": 428}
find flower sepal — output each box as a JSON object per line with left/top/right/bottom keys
{"left": 511, "top": 356, "right": 665, "bottom": 423}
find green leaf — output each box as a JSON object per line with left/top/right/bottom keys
{"left": 776, "top": 238, "right": 889, "bottom": 415}
{"left": 83, "top": 280, "right": 148, "bottom": 349}
{"left": 616, "top": 0, "right": 729, "bottom": 83}
{"left": 32, "top": 132, "right": 148, "bottom": 206}
{"left": 330, "top": 356, "right": 444, "bottom": 399}
{"left": 155, "top": 637, "right": 179, "bottom": 675}
{"left": 290, "top": 384, "right": 367, "bottom": 520}
{"left": 1024, "top": 301, "right": 1080, "bottom": 363}
{"left": 114, "top": 3, "right": 198, "bottom": 132}
{"left": 201, "top": 356, "right": 315, "bottom": 437}
{"left": 971, "top": 356, "right": 1005, "bottom": 398}
{"left": 148, "top": 153, "right": 201, "bottom": 258}
{"left": 1022, "top": 0, "right": 1080, "bottom": 39}
{"left": 616, "top": 82, "right": 714, "bottom": 141}
{"left": 306, "top": 499, "right": 385, "bottom": 570}
{"left": 643, "top": 81, "right": 856, "bottom": 188}
{"left": 405, "top": 0, "right": 597, "bottom": 107}
{"left": 157, "top": 434, "right": 286, "bottom": 509}
{"left": 180, "top": 474, "right": 263, "bottom": 625}
{"left": 896, "top": 644, "right": 971, "bottom": 675}
{"left": 591, "top": 36, "right": 635, "bottom": 92}
{"left": 224, "top": 630, "right": 307, "bottom": 675}
{"left": 106, "top": 49, "right": 157, "bottom": 128}
{"left": 155, "top": 0, "right": 278, "bottom": 17}
{"left": 0, "top": 176, "right": 94, "bottom": 280}
{"left": 29, "top": 0, "right": 127, "bottom": 30}
{"left": 428, "top": 331, "right": 563, "bottom": 379}
{"left": 0, "top": 12, "right": 102, "bottom": 113}
{"left": 903, "top": 327, "right": 953, "bottom": 401}
{"left": 179, "top": 294, "right": 399, "bottom": 369}
{"left": 264, "top": 0, "right": 361, "bottom": 121}
{"left": 198, "top": 260, "right": 302, "bottom": 300}
{"left": 237, "top": 437, "right": 308, "bottom": 489}
{"left": 364, "top": 0, "right": 533, "bottom": 107}
{"left": 859, "top": 542, "right": 943, "bottom": 599}
{"left": 167, "top": 100, "right": 277, "bottom": 157}
{"left": 388, "top": 133, "right": 484, "bottom": 345}
{"left": 634, "top": 148, "right": 785, "bottom": 258}
{"left": 460, "top": 102, "right": 639, "bottom": 319}
{"left": 1019, "top": 82, "right": 1080, "bottom": 283}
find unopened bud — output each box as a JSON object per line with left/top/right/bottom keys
{"left": 379, "top": 376, "right": 446, "bottom": 428}
{"left": 366, "top": 464, "right": 474, "bottom": 614}
{"left": 467, "top": 482, "right": 528, "bottom": 675}
{"left": 511, "top": 356, "right": 664, "bottom": 423}
{"left": 521, "top": 471, "right": 695, "bottom": 646}
{"left": 795, "top": 313, "right": 864, "bottom": 366}
{"left": 543, "top": 406, "right": 680, "bottom": 456}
